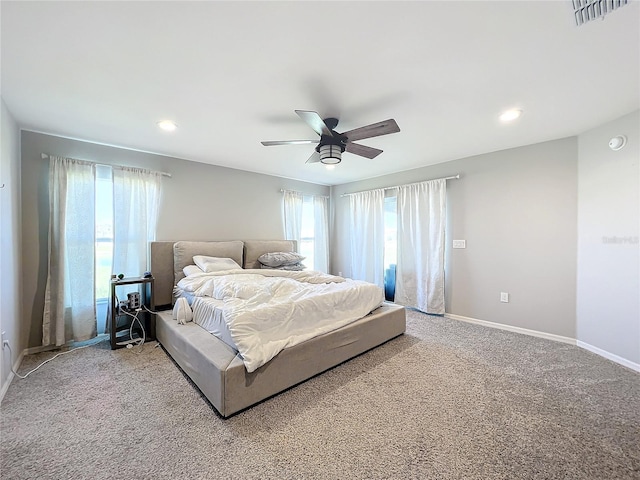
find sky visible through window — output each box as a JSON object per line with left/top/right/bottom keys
{"left": 384, "top": 195, "right": 397, "bottom": 270}
{"left": 95, "top": 165, "right": 113, "bottom": 300}
{"left": 300, "top": 196, "right": 315, "bottom": 270}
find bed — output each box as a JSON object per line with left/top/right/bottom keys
{"left": 150, "top": 240, "right": 406, "bottom": 417}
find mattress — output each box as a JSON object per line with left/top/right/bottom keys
{"left": 177, "top": 269, "right": 384, "bottom": 372}
{"left": 191, "top": 297, "right": 237, "bottom": 350}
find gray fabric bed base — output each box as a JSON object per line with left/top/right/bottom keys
{"left": 156, "top": 302, "right": 406, "bottom": 418}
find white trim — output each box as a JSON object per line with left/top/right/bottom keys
{"left": 24, "top": 334, "right": 109, "bottom": 356}
{"left": 445, "top": 313, "right": 576, "bottom": 345}
{"left": 577, "top": 341, "right": 640, "bottom": 373}
{"left": 0, "top": 348, "right": 25, "bottom": 404}
{"left": 446, "top": 313, "right": 640, "bottom": 372}
{"left": 24, "top": 345, "right": 59, "bottom": 355}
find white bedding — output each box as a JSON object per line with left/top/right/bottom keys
{"left": 176, "top": 269, "right": 384, "bottom": 372}
{"left": 191, "top": 297, "right": 236, "bottom": 347}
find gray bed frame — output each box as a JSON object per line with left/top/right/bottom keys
{"left": 150, "top": 240, "right": 406, "bottom": 417}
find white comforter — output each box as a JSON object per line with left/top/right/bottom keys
{"left": 176, "top": 269, "right": 384, "bottom": 372}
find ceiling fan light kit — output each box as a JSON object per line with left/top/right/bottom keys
{"left": 319, "top": 144, "right": 343, "bottom": 164}
{"left": 261, "top": 110, "right": 400, "bottom": 166}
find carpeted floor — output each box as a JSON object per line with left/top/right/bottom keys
{"left": 1, "top": 310, "right": 639, "bottom": 480}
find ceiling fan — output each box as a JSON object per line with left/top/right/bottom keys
{"left": 261, "top": 110, "right": 400, "bottom": 165}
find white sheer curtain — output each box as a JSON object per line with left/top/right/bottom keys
{"left": 349, "top": 188, "right": 385, "bottom": 288}
{"left": 394, "top": 179, "right": 446, "bottom": 314}
{"left": 313, "top": 195, "right": 329, "bottom": 272}
{"left": 283, "top": 190, "right": 330, "bottom": 273}
{"left": 43, "top": 156, "right": 97, "bottom": 346}
{"left": 112, "top": 166, "right": 162, "bottom": 278}
{"left": 283, "top": 190, "right": 303, "bottom": 244}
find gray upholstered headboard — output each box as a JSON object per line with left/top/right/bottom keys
{"left": 173, "top": 241, "right": 244, "bottom": 284}
{"left": 243, "top": 239, "right": 296, "bottom": 269}
{"left": 149, "top": 239, "right": 297, "bottom": 308}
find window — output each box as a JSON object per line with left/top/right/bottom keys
{"left": 383, "top": 194, "right": 397, "bottom": 301}
{"left": 95, "top": 165, "right": 113, "bottom": 301}
{"left": 44, "top": 157, "right": 162, "bottom": 342}
{"left": 384, "top": 194, "right": 397, "bottom": 271}
{"left": 283, "top": 191, "right": 328, "bottom": 272}
{"left": 300, "top": 196, "right": 316, "bottom": 270}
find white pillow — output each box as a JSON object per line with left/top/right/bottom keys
{"left": 183, "top": 265, "right": 203, "bottom": 277}
{"left": 258, "top": 252, "right": 305, "bottom": 268}
{"left": 192, "top": 255, "right": 241, "bottom": 273}
{"left": 172, "top": 297, "right": 193, "bottom": 325}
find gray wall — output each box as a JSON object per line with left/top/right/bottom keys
{"left": 0, "top": 98, "right": 22, "bottom": 394}
{"left": 15, "top": 112, "right": 640, "bottom": 365}
{"left": 332, "top": 137, "right": 578, "bottom": 339}
{"left": 21, "top": 131, "right": 329, "bottom": 348}
{"left": 576, "top": 110, "right": 639, "bottom": 363}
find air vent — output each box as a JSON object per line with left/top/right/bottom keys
{"left": 573, "top": 0, "right": 629, "bottom": 26}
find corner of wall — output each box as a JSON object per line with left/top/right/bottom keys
{"left": 576, "top": 109, "right": 640, "bottom": 365}
{"left": 0, "top": 97, "right": 24, "bottom": 400}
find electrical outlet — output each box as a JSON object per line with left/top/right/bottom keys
{"left": 452, "top": 240, "right": 466, "bottom": 249}
{"left": 500, "top": 292, "right": 509, "bottom": 303}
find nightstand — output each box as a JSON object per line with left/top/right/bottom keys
{"left": 109, "top": 276, "right": 155, "bottom": 349}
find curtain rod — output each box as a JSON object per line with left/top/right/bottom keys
{"left": 41, "top": 153, "right": 172, "bottom": 178}
{"left": 341, "top": 174, "right": 460, "bottom": 197}
{"left": 280, "top": 188, "right": 329, "bottom": 199}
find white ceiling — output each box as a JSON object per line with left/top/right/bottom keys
{"left": 2, "top": 1, "right": 638, "bottom": 186}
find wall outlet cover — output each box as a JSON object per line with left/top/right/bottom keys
{"left": 500, "top": 292, "right": 509, "bottom": 303}
{"left": 453, "top": 240, "right": 466, "bottom": 249}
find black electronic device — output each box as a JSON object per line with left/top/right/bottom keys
{"left": 127, "top": 292, "right": 141, "bottom": 310}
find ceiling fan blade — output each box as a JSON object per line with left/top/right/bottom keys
{"left": 305, "top": 151, "right": 321, "bottom": 164}
{"left": 261, "top": 140, "right": 319, "bottom": 146}
{"left": 345, "top": 142, "right": 383, "bottom": 159}
{"left": 342, "top": 119, "right": 400, "bottom": 142}
{"left": 295, "top": 110, "right": 334, "bottom": 136}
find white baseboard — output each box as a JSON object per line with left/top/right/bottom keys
{"left": 445, "top": 313, "right": 640, "bottom": 372}
{"left": 0, "top": 347, "right": 25, "bottom": 404}
{"left": 577, "top": 341, "right": 640, "bottom": 373}
{"left": 24, "top": 344, "right": 58, "bottom": 355}
{"left": 445, "top": 313, "right": 576, "bottom": 345}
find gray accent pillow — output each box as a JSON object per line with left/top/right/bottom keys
{"left": 261, "top": 262, "right": 306, "bottom": 271}
{"left": 258, "top": 251, "right": 306, "bottom": 268}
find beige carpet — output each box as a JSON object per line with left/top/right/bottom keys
{"left": 1, "top": 310, "right": 639, "bottom": 479}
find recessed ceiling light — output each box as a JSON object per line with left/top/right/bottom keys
{"left": 157, "top": 120, "right": 177, "bottom": 132}
{"left": 499, "top": 109, "right": 523, "bottom": 123}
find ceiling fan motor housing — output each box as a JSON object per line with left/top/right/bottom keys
{"left": 316, "top": 133, "right": 347, "bottom": 153}
{"left": 323, "top": 117, "right": 340, "bottom": 130}
{"left": 318, "top": 119, "right": 346, "bottom": 164}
